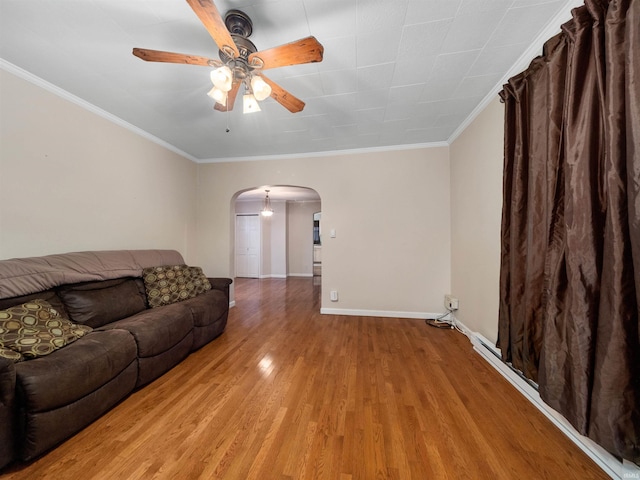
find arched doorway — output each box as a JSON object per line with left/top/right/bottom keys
{"left": 231, "top": 186, "right": 321, "bottom": 280}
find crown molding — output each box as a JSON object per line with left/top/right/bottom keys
{"left": 447, "top": 0, "right": 584, "bottom": 144}
{"left": 197, "top": 141, "right": 450, "bottom": 164}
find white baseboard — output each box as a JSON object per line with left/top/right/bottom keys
{"left": 454, "top": 319, "right": 637, "bottom": 480}
{"left": 229, "top": 300, "right": 236, "bottom": 308}
{"left": 239, "top": 274, "right": 310, "bottom": 279}
{"left": 320, "top": 308, "right": 450, "bottom": 320}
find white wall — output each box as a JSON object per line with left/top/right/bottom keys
{"left": 0, "top": 70, "right": 197, "bottom": 261}
{"left": 450, "top": 98, "right": 505, "bottom": 344}
{"left": 196, "top": 148, "right": 451, "bottom": 316}
{"left": 287, "top": 201, "right": 321, "bottom": 276}
{"left": 2, "top": 65, "right": 503, "bottom": 331}
{"left": 270, "top": 201, "right": 287, "bottom": 278}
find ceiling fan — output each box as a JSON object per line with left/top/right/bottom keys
{"left": 132, "top": 0, "right": 324, "bottom": 114}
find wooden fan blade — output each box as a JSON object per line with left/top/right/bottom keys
{"left": 260, "top": 75, "right": 305, "bottom": 113}
{"left": 132, "top": 48, "right": 221, "bottom": 67}
{"left": 214, "top": 81, "right": 240, "bottom": 111}
{"left": 249, "top": 36, "right": 323, "bottom": 70}
{"left": 185, "top": 0, "right": 240, "bottom": 58}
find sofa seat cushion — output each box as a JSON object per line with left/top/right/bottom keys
{"left": 57, "top": 278, "right": 147, "bottom": 328}
{"left": 20, "top": 360, "right": 137, "bottom": 462}
{"left": 101, "top": 301, "right": 193, "bottom": 358}
{"left": 186, "top": 289, "right": 228, "bottom": 327}
{"left": 15, "top": 329, "right": 137, "bottom": 412}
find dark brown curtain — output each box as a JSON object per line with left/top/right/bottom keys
{"left": 498, "top": 0, "right": 639, "bottom": 464}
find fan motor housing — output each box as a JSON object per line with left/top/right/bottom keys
{"left": 218, "top": 10, "right": 258, "bottom": 78}
{"left": 225, "top": 10, "right": 253, "bottom": 37}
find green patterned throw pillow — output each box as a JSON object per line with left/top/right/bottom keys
{"left": 186, "top": 266, "right": 211, "bottom": 297}
{"left": 143, "top": 265, "right": 191, "bottom": 308}
{"left": 0, "top": 346, "right": 24, "bottom": 363}
{"left": 143, "top": 265, "right": 212, "bottom": 308}
{"left": 0, "top": 299, "right": 92, "bottom": 360}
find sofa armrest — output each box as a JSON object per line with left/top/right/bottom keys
{"left": 0, "top": 358, "right": 16, "bottom": 468}
{"left": 208, "top": 278, "right": 232, "bottom": 299}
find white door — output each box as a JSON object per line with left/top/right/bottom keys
{"left": 235, "top": 214, "right": 260, "bottom": 278}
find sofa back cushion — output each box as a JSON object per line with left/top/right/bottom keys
{"left": 58, "top": 278, "right": 147, "bottom": 328}
{"left": 0, "top": 290, "right": 67, "bottom": 317}
{"left": 0, "top": 249, "right": 185, "bottom": 299}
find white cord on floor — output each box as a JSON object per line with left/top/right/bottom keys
{"left": 425, "top": 308, "right": 470, "bottom": 339}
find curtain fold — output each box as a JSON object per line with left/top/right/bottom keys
{"left": 498, "top": 0, "right": 639, "bottom": 464}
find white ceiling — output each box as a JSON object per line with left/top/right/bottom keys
{"left": 237, "top": 185, "right": 321, "bottom": 201}
{"left": 0, "top": 0, "right": 578, "bottom": 162}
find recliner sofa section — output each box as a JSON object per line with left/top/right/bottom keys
{"left": 0, "top": 250, "right": 232, "bottom": 469}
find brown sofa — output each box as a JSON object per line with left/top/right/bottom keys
{"left": 0, "top": 250, "right": 232, "bottom": 469}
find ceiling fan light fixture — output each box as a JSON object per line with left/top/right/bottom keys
{"left": 251, "top": 75, "right": 272, "bottom": 102}
{"left": 133, "top": 3, "right": 324, "bottom": 116}
{"left": 210, "top": 65, "right": 233, "bottom": 92}
{"left": 207, "top": 86, "right": 227, "bottom": 106}
{"left": 243, "top": 93, "right": 261, "bottom": 114}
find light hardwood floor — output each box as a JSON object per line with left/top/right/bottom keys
{"left": 2, "top": 277, "right": 607, "bottom": 479}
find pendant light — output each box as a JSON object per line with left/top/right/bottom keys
{"left": 261, "top": 189, "right": 273, "bottom": 217}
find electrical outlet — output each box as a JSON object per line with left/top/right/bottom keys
{"left": 330, "top": 290, "right": 339, "bottom": 302}
{"left": 445, "top": 294, "right": 459, "bottom": 311}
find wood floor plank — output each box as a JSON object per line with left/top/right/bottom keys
{"left": 1, "top": 277, "right": 608, "bottom": 479}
